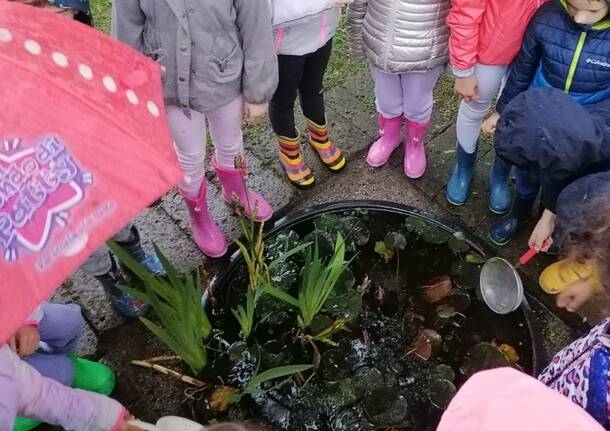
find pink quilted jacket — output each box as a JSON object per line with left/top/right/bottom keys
{"left": 447, "top": 0, "right": 548, "bottom": 76}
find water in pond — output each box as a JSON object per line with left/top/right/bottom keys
{"left": 200, "top": 208, "right": 533, "bottom": 430}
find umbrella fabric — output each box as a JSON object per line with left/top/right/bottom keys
{"left": 0, "top": 2, "right": 182, "bottom": 343}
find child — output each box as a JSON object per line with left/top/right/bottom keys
{"left": 492, "top": 88, "right": 610, "bottom": 253}
{"left": 483, "top": 0, "right": 610, "bottom": 246}
{"left": 347, "top": 0, "right": 450, "bottom": 179}
{"left": 270, "top": 1, "right": 348, "bottom": 188}
{"left": 445, "top": 0, "right": 547, "bottom": 212}
{"left": 536, "top": 174, "right": 610, "bottom": 427}
{"left": 82, "top": 224, "right": 164, "bottom": 318}
{"left": 547, "top": 171, "right": 610, "bottom": 312}
{"left": 3, "top": 305, "right": 138, "bottom": 431}
{"left": 113, "top": 0, "right": 278, "bottom": 258}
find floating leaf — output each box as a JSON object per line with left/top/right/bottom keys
{"left": 497, "top": 343, "right": 520, "bottom": 364}
{"left": 460, "top": 342, "right": 510, "bottom": 378}
{"left": 465, "top": 252, "right": 486, "bottom": 264}
{"left": 448, "top": 232, "right": 470, "bottom": 255}
{"left": 431, "top": 364, "right": 455, "bottom": 382}
{"left": 436, "top": 304, "right": 458, "bottom": 319}
{"left": 353, "top": 367, "right": 384, "bottom": 395}
{"left": 450, "top": 261, "right": 481, "bottom": 291}
{"left": 428, "top": 379, "right": 457, "bottom": 409}
{"left": 413, "top": 329, "right": 442, "bottom": 361}
{"left": 422, "top": 275, "right": 453, "bottom": 303}
{"left": 404, "top": 217, "right": 451, "bottom": 245}
{"left": 320, "top": 349, "right": 351, "bottom": 382}
{"left": 374, "top": 241, "right": 395, "bottom": 262}
{"left": 440, "top": 291, "right": 472, "bottom": 313}
{"left": 385, "top": 231, "right": 407, "bottom": 251}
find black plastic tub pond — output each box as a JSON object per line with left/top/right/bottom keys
{"left": 202, "top": 201, "right": 542, "bottom": 430}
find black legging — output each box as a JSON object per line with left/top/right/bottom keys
{"left": 269, "top": 39, "right": 333, "bottom": 138}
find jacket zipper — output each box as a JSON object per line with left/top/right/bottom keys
{"left": 382, "top": 0, "right": 399, "bottom": 70}
{"left": 564, "top": 31, "right": 587, "bottom": 93}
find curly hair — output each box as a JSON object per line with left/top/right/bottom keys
{"left": 560, "top": 196, "right": 610, "bottom": 287}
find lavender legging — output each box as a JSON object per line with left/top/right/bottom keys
{"left": 371, "top": 65, "right": 443, "bottom": 122}
{"left": 166, "top": 95, "right": 244, "bottom": 198}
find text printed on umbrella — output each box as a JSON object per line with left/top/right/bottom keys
{"left": 0, "top": 136, "right": 92, "bottom": 262}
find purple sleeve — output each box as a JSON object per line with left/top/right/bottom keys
{"left": 0, "top": 346, "right": 20, "bottom": 430}
{"left": 1, "top": 345, "right": 125, "bottom": 431}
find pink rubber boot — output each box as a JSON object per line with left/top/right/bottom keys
{"left": 180, "top": 183, "right": 227, "bottom": 258}
{"left": 404, "top": 119, "right": 430, "bottom": 179}
{"left": 213, "top": 158, "right": 273, "bottom": 222}
{"left": 367, "top": 115, "right": 402, "bottom": 167}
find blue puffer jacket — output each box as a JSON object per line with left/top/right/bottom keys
{"left": 497, "top": 0, "right": 610, "bottom": 113}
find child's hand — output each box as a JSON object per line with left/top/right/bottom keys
{"left": 529, "top": 210, "right": 556, "bottom": 252}
{"left": 556, "top": 279, "right": 596, "bottom": 312}
{"left": 120, "top": 413, "right": 142, "bottom": 431}
{"left": 454, "top": 76, "right": 479, "bottom": 102}
{"left": 243, "top": 102, "right": 268, "bottom": 124}
{"left": 9, "top": 325, "right": 40, "bottom": 357}
{"left": 482, "top": 112, "right": 500, "bottom": 135}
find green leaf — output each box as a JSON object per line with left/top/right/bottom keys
{"left": 268, "top": 242, "right": 312, "bottom": 271}
{"left": 246, "top": 364, "right": 314, "bottom": 392}
{"left": 263, "top": 285, "right": 299, "bottom": 307}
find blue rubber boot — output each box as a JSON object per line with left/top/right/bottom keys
{"left": 447, "top": 143, "right": 477, "bottom": 206}
{"left": 489, "top": 156, "right": 512, "bottom": 215}
{"left": 117, "top": 226, "right": 165, "bottom": 276}
{"left": 488, "top": 194, "right": 537, "bottom": 246}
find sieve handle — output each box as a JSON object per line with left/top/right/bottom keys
{"left": 518, "top": 238, "right": 551, "bottom": 266}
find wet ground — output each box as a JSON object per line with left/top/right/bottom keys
{"left": 45, "top": 5, "right": 603, "bottom": 428}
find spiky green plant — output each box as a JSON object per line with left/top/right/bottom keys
{"left": 265, "top": 233, "right": 347, "bottom": 329}
{"left": 233, "top": 214, "right": 312, "bottom": 338}
{"left": 225, "top": 364, "right": 314, "bottom": 404}
{"left": 108, "top": 241, "right": 211, "bottom": 375}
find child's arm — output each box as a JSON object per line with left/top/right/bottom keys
{"left": 346, "top": 0, "right": 368, "bottom": 60}
{"left": 495, "top": 21, "right": 542, "bottom": 114}
{"left": 446, "top": 0, "right": 487, "bottom": 77}
{"left": 1, "top": 345, "right": 127, "bottom": 431}
{"left": 111, "top": 0, "right": 146, "bottom": 53}
{"left": 234, "top": 0, "right": 278, "bottom": 107}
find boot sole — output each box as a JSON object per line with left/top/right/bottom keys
{"left": 489, "top": 205, "right": 510, "bottom": 216}
{"left": 487, "top": 233, "right": 511, "bottom": 247}
{"left": 200, "top": 246, "right": 228, "bottom": 258}
{"left": 446, "top": 194, "right": 467, "bottom": 207}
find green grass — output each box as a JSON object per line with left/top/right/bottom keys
{"left": 90, "top": 0, "right": 111, "bottom": 34}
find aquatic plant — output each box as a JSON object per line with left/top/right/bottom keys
{"left": 265, "top": 233, "right": 348, "bottom": 329}
{"left": 225, "top": 364, "right": 314, "bottom": 404}
{"left": 109, "top": 242, "right": 211, "bottom": 375}
{"left": 233, "top": 216, "right": 310, "bottom": 338}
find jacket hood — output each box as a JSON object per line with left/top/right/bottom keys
{"left": 556, "top": 170, "right": 610, "bottom": 232}
{"left": 495, "top": 87, "right": 610, "bottom": 184}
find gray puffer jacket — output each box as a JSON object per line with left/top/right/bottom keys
{"left": 112, "top": 0, "right": 278, "bottom": 114}
{"left": 347, "top": 0, "right": 450, "bottom": 74}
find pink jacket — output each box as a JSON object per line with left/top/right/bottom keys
{"left": 0, "top": 346, "right": 125, "bottom": 431}
{"left": 447, "top": 0, "right": 547, "bottom": 76}
{"left": 438, "top": 368, "right": 604, "bottom": 431}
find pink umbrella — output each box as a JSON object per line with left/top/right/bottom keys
{"left": 0, "top": 2, "right": 182, "bottom": 343}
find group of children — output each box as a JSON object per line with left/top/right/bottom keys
{"left": 2, "top": 0, "right": 610, "bottom": 430}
